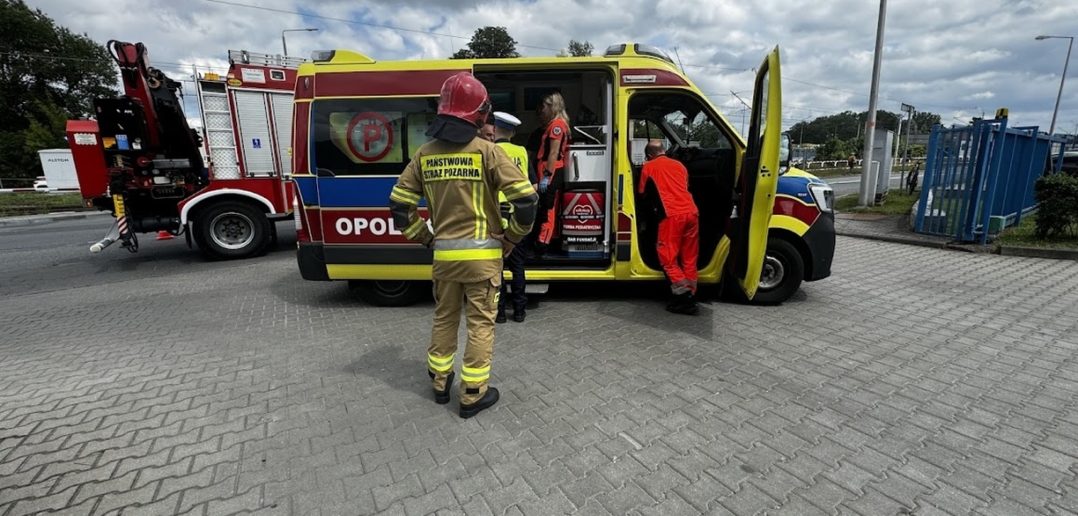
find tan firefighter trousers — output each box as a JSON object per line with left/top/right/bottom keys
{"left": 427, "top": 276, "right": 501, "bottom": 405}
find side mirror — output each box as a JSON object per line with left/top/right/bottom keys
{"left": 779, "top": 133, "right": 792, "bottom": 174}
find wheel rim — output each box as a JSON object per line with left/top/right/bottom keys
{"left": 373, "top": 281, "right": 410, "bottom": 297}
{"left": 209, "top": 212, "right": 255, "bottom": 250}
{"left": 759, "top": 254, "right": 785, "bottom": 291}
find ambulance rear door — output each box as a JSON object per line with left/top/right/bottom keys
{"left": 730, "top": 47, "right": 781, "bottom": 299}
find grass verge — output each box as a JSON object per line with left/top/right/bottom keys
{"left": 835, "top": 189, "right": 919, "bottom": 216}
{"left": 996, "top": 213, "right": 1078, "bottom": 250}
{"left": 0, "top": 192, "right": 86, "bottom": 217}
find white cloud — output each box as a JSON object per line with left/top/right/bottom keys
{"left": 30, "top": 0, "right": 1078, "bottom": 133}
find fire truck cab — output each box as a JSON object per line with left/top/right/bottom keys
{"left": 292, "top": 43, "right": 834, "bottom": 304}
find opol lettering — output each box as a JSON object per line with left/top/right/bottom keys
{"left": 334, "top": 216, "right": 403, "bottom": 236}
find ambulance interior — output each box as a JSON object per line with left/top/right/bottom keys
{"left": 627, "top": 92, "right": 738, "bottom": 272}
{"left": 476, "top": 69, "right": 614, "bottom": 268}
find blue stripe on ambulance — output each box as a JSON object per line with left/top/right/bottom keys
{"left": 296, "top": 176, "right": 426, "bottom": 208}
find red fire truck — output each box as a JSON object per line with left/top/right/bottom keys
{"left": 66, "top": 41, "right": 300, "bottom": 259}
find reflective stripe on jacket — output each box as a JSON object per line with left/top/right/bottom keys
{"left": 390, "top": 136, "right": 539, "bottom": 282}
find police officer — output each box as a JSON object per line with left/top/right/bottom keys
{"left": 389, "top": 73, "right": 539, "bottom": 418}
{"left": 491, "top": 111, "right": 535, "bottom": 323}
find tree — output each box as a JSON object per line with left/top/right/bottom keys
{"left": 816, "top": 137, "right": 854, "bottom": 161}
{"left": 0, "top": 0, "right": 116, "bottom": 181}
{"left": 450, "top": 26, "right": 520, "bottom": 59}
{"left": 566, "top": 40, "right": 593, "bottom": 57}
{"left": 911, "top": 111, "right": 942, "bottom": 134}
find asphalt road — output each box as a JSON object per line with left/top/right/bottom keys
{"left": 822, "top": 172, "right": 918, "bottom": 198}
{"left": 0, "top": 215, "right": 298, "bottom": 298}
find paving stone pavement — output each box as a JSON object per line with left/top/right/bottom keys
{"left": 2, "top": 237, "right": 1078, "bottom": 515}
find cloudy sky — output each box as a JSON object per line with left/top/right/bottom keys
{"left": 32, "top": 0, "right": 1078, "bottom": 135}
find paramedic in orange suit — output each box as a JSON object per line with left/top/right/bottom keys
{"left": 638, "top": 140, "right": 700, "bottom": 315}
{"left": 535, "top": 92, "right": 571, "bottom": 252}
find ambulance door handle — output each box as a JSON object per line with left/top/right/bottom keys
{"left": 572, "top": 153, "right": 580, "bottom": 182}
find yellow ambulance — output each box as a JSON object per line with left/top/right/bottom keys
{"left": 291, "top": 43, "right": 835, "bottom": 305}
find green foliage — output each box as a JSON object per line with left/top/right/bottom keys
{"left": 0, "top": 0, "right": 117, "bottom": 180}
{"left": 816, "top": 137, "right": 855, "bottom": 161}
{"left": 788, "top": 109, "right": 941, "bottom": 146}
{"left": 450, "top": 27, "right": 520, "bottom": 59}
{"left": 0, "top": 192, "right": 83, "bottom": 216}
{"left": 1033, "top": 173, "right": 1078, "bottom": 239}
{"left": 906, "top": 144, "right": 926, "bottom": 158}
{"left": 566, "top": 40, "right": 593, "bottom": 57}
{"left": 911, "top": 111, "right": 942, "bottom": 132}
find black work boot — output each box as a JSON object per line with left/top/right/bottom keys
{"left": 459, "top": 387, "right": 499, "bottom": 418}
{"left": 666, "top": 293, "right": 699, "bottom": 316}
{"left": 495, "top": 309, "right": 507, "bottom": 324}
{"left": 512, "top": 308, "right": 526, "bottom": 322}
{"left": 430, "top": 371, "right": 454, "bottom": 405}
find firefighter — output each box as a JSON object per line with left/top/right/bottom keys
{"left": 535, "top": 92, "right": 571, "bottom": 253}
{"left": 638, "top": 139, "right": 700, "bottom": 315}
{"left": 491, "top": 111, "right": 535, "bottom": 323}
{"left": 389, "top": 72, "right": 539, "bottom": 418}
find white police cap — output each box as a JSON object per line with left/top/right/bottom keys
{"left": 492, "top": 111, "right": 522, "bottom": 129}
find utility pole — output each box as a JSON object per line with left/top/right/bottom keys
{"left": 282, "top": 28, "right": 319, "bottom": 57}
{"left": 900, "top": 103, "right": 915, "bottom": 186}
{"left": 730, "top": 91, "right": 751, "bottom": 136}
{"left": 1035, "top": 35, "right": 1074, "bottom": 135}
{"left": 859, "top": 0, "right": 888, "bottom": 207}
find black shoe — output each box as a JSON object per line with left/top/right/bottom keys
{"left": 512, "top": 310, "right": 526, "bottom": 322}
{"left": 667, "top": 299, "right": 700, "bottom": 316}
{"left": 495, "top": 310, "right": 507, "bottom": 324}
{"left": 459, "top": 387, "right": 499, "bottom": 418}
{"left": 431, "top": 371, "right": 454, "bottom": 404}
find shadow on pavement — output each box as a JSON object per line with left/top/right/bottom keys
{"left": 541, "top": 281, "right": 716, "bottom": 341}
{"left": 345, "top": 344, "right": 435, "bottom": 406}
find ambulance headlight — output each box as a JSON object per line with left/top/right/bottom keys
{"left": 808, "top": 183, "right": 834, "bottom": 212}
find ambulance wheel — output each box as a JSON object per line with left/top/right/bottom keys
{"left": 350, "top": 280, "right": 426, "bottom": 307}
{"left": 751, "top": 237, "right": 804, "bottom": 305}
{"left": 194, "top": 201, "right": 270, "bottom": 260}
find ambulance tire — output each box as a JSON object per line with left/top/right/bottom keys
{"left": 194, "top": 201, "right": 271, "bottom": 260}
{"left": 750, "top": 237, "right": 804, "bottom": 305}
{"left": 350, "top": 280, "right": 427, "bottom": 307}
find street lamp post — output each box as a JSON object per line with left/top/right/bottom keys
{"left": 1036, "top": 35, "right": 1074, "bottom": 135}
{"left": 282, "top": 28, "right": 319, "bottom": 57}
{"left": 859, "top": 0, "right": 888, "bottom": 207}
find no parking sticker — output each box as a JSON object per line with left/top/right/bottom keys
{"left": 347, "top": 112, "right": 394, "bottom": 162}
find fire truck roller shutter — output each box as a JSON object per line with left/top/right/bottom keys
{"left": 234, "top": 91, "right": 276, "bottom": 177}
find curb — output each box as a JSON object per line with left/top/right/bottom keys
{"left": 835, "top": 230, "right": 953, "bottom": 250}
{"left": 0, "top": 211, "right": 108, "bottom": 228}
{"left": 999, "top": 245, "right": 1078, "bottom": 260}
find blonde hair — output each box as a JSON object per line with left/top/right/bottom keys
{"left": 543, "top": 92, "right": 570, "bottom": 124}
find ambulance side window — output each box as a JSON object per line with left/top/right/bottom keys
{"left": 310, "top": 97, "right": 438, "bottom": 176}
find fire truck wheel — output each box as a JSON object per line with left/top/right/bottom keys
{"left": 750, "top": 237, "right": 804, "bottom": 305}
{"left": 349, "top": 280, "right": 428, "bottom": 306}
{"left": 194, "top": 201, "right": 271, "bottom": 260}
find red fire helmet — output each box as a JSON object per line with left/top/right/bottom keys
{"left": 437, "top": 72, "right": 491, "bottom": 127}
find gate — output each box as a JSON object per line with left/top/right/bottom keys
{"left": 914, "top": 117, "right": 1068, "bottom": 243}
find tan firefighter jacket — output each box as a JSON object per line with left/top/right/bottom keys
{"left": 390, "top": 136, "right": 539, "bottom": 282}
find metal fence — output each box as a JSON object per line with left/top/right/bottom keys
{"left": 914, "top": 119, "right": 1068, "bottom": 243}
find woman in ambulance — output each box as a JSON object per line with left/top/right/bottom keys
{"left": 534, "top": 92, "right": 571, "bottom": 253}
